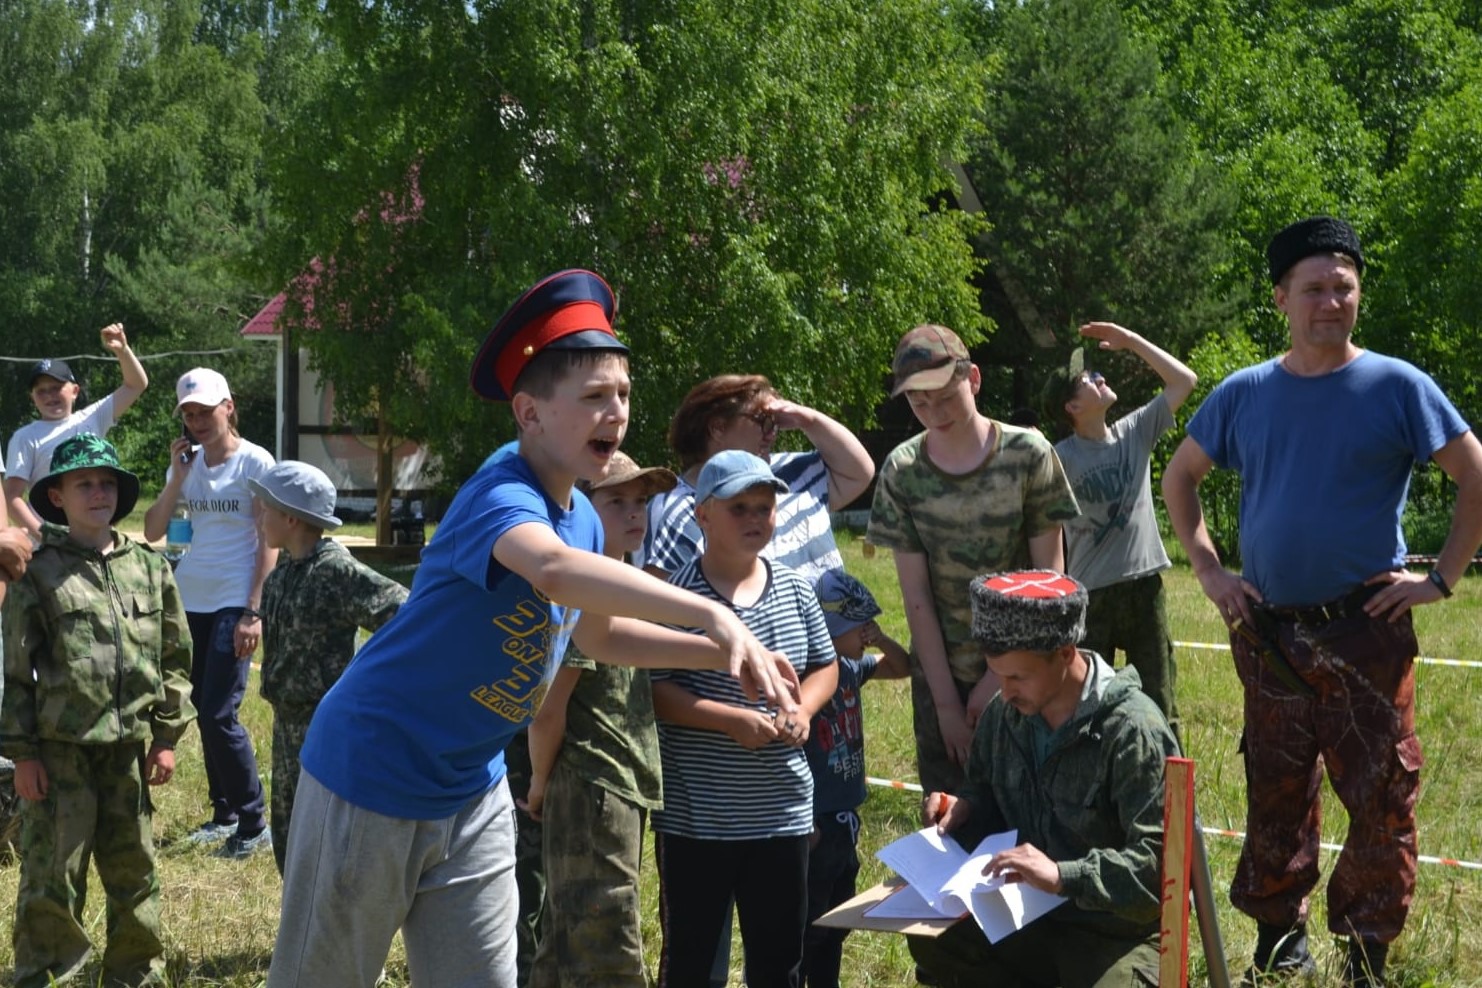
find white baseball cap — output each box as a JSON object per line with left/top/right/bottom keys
{"left": 175, "top": 368, "right": 232, "bottom": 410}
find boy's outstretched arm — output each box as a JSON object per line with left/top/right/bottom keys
{"left": 497, "top": 522, "right": 800, "bottom": 710}
{"left": 651, "top": 680, "right": 781, "bottom": 750}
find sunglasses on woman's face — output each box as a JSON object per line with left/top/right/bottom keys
{"left": 746, "top": 411, "right": 778, "bottom": 436}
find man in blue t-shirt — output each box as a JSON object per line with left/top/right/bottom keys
{"left": 1163, "top": 217, "right": 1482, "bottom": 988}
{"left": 266, "top": 270, "right": 800, "bottom": 988}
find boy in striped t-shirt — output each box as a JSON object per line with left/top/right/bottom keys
{"left": 651, "top": 449, "right": 839, "bottom": 988}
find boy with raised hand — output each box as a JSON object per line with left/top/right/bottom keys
{"left": 2, "top": 433, "right": 194, "bottom": 988}
{"left": 248, "top": 460, "right": 410, "bottom": 875}
{"left": 520, "top": 450, "right": 678, "bottom": 988}
{"left": 6, "top": 323, "right": 149, "bottom": 536}
{"left": 651, "top": 449, "right": 840, "bottom": 988}
{"left": 803, "top": 570, "right": 909, "bottom": 988}
{"left": 266, "top": 269, "right": 800, "bottom": 988}
{"left": 1040, "top": 322, "right": 1197, "bottom": 728}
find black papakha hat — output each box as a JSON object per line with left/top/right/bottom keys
{"left": 30, "top": 432, "right": 141, "bottom": 526}
{"left": 969, "top": 570, "right": 1087, "bottom": 657}
{"left": 1266, "top": 216, "right": 1365, "bottom": 285}
{"left": 470, "top": 269, "right": 629, "bottom": 403}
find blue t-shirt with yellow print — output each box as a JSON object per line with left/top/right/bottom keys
{"left": 301, "top": 442, "right": 600, "bottom": 820}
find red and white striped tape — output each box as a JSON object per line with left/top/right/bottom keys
{"left": 864, "top": 777, "right": 1482, "bottom": 872}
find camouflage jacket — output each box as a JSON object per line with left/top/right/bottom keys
{"left": 258, "top": 538, "right": 408, "bottom": 713}
{"left": 1, "top": 524, "right": 196, "bottom": 761}
{"left": 955, "top": 655, "right": 1179, "bottom": 937}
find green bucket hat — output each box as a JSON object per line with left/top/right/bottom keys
{"left": 30, "top": 433, "right": 141, "bottom": 526}
{"left": 1039, "top": 347, "right": 1086, "bottom": 429}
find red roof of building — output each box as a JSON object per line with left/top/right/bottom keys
{"left": 241, "top": 292, "right": 287, "bottom": 338}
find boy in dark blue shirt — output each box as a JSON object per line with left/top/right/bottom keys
{"left": 803, "top": 570, "right": 908, "bottom": 987}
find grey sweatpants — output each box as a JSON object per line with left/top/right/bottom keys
{"left": 267, "top": 769, "right": 518, "bottom": 988}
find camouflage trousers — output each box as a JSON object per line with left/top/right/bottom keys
{"left": 908, "top": 666, "right": 973, "bottom": 795}
{"left": 505, "top": 730, "right": 545, "bottom": 988}
{"left": 1229, "top": 603, "right": 1421, "bottom": 943}
{"left": 269, "top": 707, "right": 314, "bottom": 877}
{"left": 1083, "top": 573, "right": 1179, "bottom": 732}
{"left": 13, "top": 740, "right": 164, "bottom": 988}
{"left": 528, "top": 757, "right": 650, "bottom": 988}
{"left": 908, "top": 916, "right": 1159, "bottom": 987}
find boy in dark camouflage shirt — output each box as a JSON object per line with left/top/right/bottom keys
{"left": 2, "top": 433, "right": 195, "bottom": 988}
{"left": 249, "top": 461, "right": 408, "bottom": 874}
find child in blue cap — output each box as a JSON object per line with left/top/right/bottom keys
{"left": 266, "top": 271, "right": 801, "bottom": 988}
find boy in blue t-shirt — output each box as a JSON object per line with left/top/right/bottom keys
{"left": 266, "top": 270, "right": 801, "bottom": 988}
{"left": 803, "top": 570, "right": 908, "bottom": 987}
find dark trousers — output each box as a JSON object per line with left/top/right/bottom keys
{"left": 1083, "top": 573, "right": 1178, "bottom": 729}
{"left": 1229, "top": 603, "right": 1421, "bottom": 943}
{"left": 656, "top": 831, "right": 809, "bottom": 988}
{"left": 187, "top": 609, "right": 266, "bottom": 836}
{"left": 803, "top": 810, "right": 861, "bottom": 988}
{"left": 505, "top": 730, "right": 545, "bottom": 988}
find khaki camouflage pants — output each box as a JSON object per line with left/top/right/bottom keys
{"left": 13, "top": 740, "right": 164, "bottom": 988}
{"left": 1230, "top": 606, "right": 1421, "bottom": 943}
{"left": 269, "top": 707, "right": 314, "bottom": 876}
{"left": 909, "top": 666, "right": 973, "bottom": 795}
{"left": 528, "top": 757, "right": 650, "bottom": 988}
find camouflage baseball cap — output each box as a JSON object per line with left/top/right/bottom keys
{"left": 891, "top": 324, "right": 971, "bottom": 397}
{"left": 1039, "top": 348, "right": 1086, "bottom": 428}
{"left": 30, "top": 432, "right": 141, "bottom": 526}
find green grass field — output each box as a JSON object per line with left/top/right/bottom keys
{"left": 3, "top": 531, "right": 1481, "bottom": 986}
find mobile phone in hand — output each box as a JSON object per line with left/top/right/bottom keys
{"left": 179, "top": 423, "right": 197, "bottom": 464}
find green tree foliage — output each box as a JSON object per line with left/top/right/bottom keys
{"left": 961, "top": 0, "right": 1235, "bottom": 414}
{"left": 0, "top": 0, "right": 276, "bottom": 481}
{"left": 261, "top": 0, "right": 988, "bottom": 480}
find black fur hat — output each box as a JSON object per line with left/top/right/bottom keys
{"left": 1266, "top": 216, "right": 1364, "bottom": 285}
{"left": 969, "top": 571, "right": 1087, "bottom": 656}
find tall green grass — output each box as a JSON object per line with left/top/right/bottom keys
{"left": 3, "top": 531, "right": 1480, "bottom": 985}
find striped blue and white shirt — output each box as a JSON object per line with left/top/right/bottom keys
{"left": 639, "top": 451, "right": 843, "bottom": 585}
{"left": 652, "top": 558, "right": 836, "bottom": 840}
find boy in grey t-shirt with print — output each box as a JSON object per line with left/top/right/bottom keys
{"left": 1041, "top": 321, "right": 1196, "bottom": 728}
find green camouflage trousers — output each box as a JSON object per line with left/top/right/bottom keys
{"left": 1083, "top": 573, "right": 1179, "bottom": 732}
{"left": 908, "top": 916, "right": 1159, "bottom": 988}
{"left": 528, "top": 756, "right": 649, "bottom": 988}
{"left": 269, "top": 708, "right": 314, "bottom": 877}
{"left": 13, "top": 740, "right": 164, "bottom": 988}
{"left": 506, "top": 729, "right": 545, "bottom": 988}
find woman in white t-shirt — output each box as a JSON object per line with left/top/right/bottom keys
{"left": 4, "top": 323, "right": 148, "bottom": 537}
{"left": 143, "top": 368, "right": 278, "bottom": 858}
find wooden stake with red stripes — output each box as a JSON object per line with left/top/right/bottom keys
{"left": 1160, "top": 757, "right": 1196, "bottom": 987}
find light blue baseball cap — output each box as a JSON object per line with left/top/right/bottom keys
{"left": 695, "top": 449, "right": 789, "bottom": 502}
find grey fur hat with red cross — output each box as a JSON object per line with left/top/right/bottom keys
{"left": 969, "top": 570, "right": 1087, "bottom": 656}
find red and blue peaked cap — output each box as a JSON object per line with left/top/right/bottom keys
{"left": 470, "top": 268, "right": 629, "bottom": 402}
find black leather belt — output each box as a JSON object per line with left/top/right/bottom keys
{"left": 1260, "top": 584, "right": 1381, "bottom": 626}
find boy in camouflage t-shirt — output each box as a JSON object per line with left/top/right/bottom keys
{"left": 521, "top": 451, "right": 678, "bottom": 988}
{"left": 250, "top": 462, "right": 408, "bottom": 874}
{"left": 867, "top": 325, "right": 1078, "bottom": 795}
{"left": 2, "top": 434, "right": 195, "bottom": 988}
